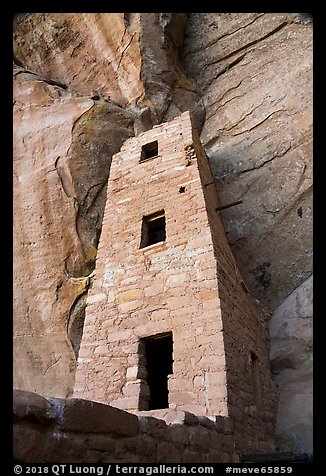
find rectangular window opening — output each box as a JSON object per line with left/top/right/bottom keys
{"left": 251, "top": 351, "right": 262, "bottom": 407}
{"left": 139, "top": 332, "right": 173, "bottom": 410}
{"left": 140, "top": 140, "right": 159, "bottom": 162}
{"left": 140, "top": 210, "right": 166, "bottom": 248}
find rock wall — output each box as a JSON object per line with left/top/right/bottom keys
{"left": 13, "top": 65, "right": 135, "bottom": 396}
{"left": 14, "top": 390, "right": 237, "bottom": 463}
{"left": 13, "top": 12, "right": 312, "bottom": 451}
{"left": 183, "top": 13, "right": 312, "bottom": 311}
{"left": 269, "top": 275, "right": 313, "bottom": 454}
{"left": 13, "top": 12, "right": 202, "bottom": 398}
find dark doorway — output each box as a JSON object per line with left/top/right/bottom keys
{"left": 142, "top": 332, "right": 173, "bottom": 410}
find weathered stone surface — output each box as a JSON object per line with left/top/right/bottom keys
{"left": 13, "top": 13, "right": 203, "bottom": 129}
{"left": 57, "top": 397, "right": 139, "bottom": 436}
{"left": 13, "top": 423, "right": 45, "bottom": 462}
{"left": 13, "top": 13, "right": 144, "bottom": 107}
{"left": 13, "top": 13, "right": 312, "bottom": 455}
{"left": 13, "top": 68, "right": 93, "bottom": 397}
{"left": 270, "top": 275, "right": 313, "bottom": 365}
{"left": 116, "top": 289, "right": 143, "bottom": 303}
{"left": 183, "top": 13, "right": 312, "bottom": 311}
{"left": 13, "top": 390, "right": 236, "bottom": 463}
{"left": 63, "top": 99, "right": 135, "bottom": 278}
{"left": 13, "top": 65, "right": 135, "bottom": 397}
{"left": 169, "top": 423, "right": 190, "bottom": 445}
{"left": 13, "top": 389, "right": 54, "bottom": 424}
{"left": 269, "top": 275, "right": 313, "bottom": 454}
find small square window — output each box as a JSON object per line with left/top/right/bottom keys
{"left": 140, "top": 141, "right": 159, "bottom": 162}
{"left": 140, "top": 211, "right": 166, "bottom": 248}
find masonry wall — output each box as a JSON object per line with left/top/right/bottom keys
{"left": 74, "top": 112, "right": 229, "bottom": 416}
{"left": 73, "top": 111, "right": 278, "bottom": 455}
{"left": 14, "top": 390, "right": 237, "bottom": 463}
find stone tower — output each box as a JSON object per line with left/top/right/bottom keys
{"left": 74, "top": 111, "right": 277, "bottom": 452}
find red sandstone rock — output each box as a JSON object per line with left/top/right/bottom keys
{"left": 13, "top": 13, "right": 312, "bottom": 455}
{"left": 58, "top": 397, "right": 139, "bottom": 436}
{"left": 13, "top": 389, "right": 54, "bottom": 424}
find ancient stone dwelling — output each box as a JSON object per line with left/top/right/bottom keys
{"left": 74, "top": 111, "right": 278, "bottom": 454}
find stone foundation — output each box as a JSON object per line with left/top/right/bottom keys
{"left": 14, "top": 390, "right": 238, "bottom": 463}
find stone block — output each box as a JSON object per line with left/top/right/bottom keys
{"left": 109, "top": 329, "right": 133, "bottom": 341}
{"left": 182, "top": 449, "right": 203, "bottom": 463}
{"left": 196, "top": 289, "right": 219, "bottom": 300}
{"left": 138, "top": 415, "right": 168, "bottom": 439}
{"left": 59, "top": 398, "right": 139, "bottom": 436}
{"left": 212, "top": 416, "right": 234, "bottom": 433}
{"left": 156, "top": 441, "right": 182, "bottom": 463}
{"left": 199, "top": 355, "right": 226, "bottom": 371}
{"left": 144, "top": 283, "right": 165, "bottom": 297}
{"left": 126, "top": 366, "right": 138, "bottom": 380}
{"left": 179, "top": 405, "right": 208, "bottom": 416}
{"left": 87, "top": 293, "right": 107, "bottom": 304}
{"left": 207, "top": 370, "right": 228, "bottom": 386}
{"left": 14, "top": 389, "right": 55, "bottom": 425}
{"left": 169, "top": 423, "right": 189, "bottom": 445}
{"left": 134, "top": 408, "right": 168, "bottom": 419}
{"left": 40, "top": 430, "right": 87, "bottom": 463}
{"left": 150, "top": 308, "right": 170, "bottom": 321}
{"left": 170, "top": 391, "right": 197, "bottom": 406}
{"left": 129, "top": 434, "right": 157, "bottom": 457}
{"left": 110, "top": 396, "right": 139, "bottom": 411}
{"left": 123, "top": 381, "right": 143, "bottom": 397}
{"left": 167, "top": 285, "right": 188, "bottom": 297}
{"left": 197, "top": 415, "right": 216, "bottom": 430}
{"left": 86, "top": 434, "right": 116, "bottom": 453}
{"left": 186, "top": 235, "right": 211, "bottom": 250}
{"left": 168, "top": 377, "right": 193, "bottom": 392}
{"left": 116, "top": 289, "right": 142, "bottom": 303}
{"left": 118, "top": 300, "right": 143, "bottom": 313}
{"left": 202, "top": 297, "right": 220, "bottom": 311}
{"left": 166, "top": 295, "right": 193, "bottom": 309}
{"left": 78, "top": 347, "right": 93, "bottom": 358}
{"left": 115, "top": 435, "right": 138, "bottom": 454}
{"left": 13, "top": 422, "right": 45, "bottom": 462}
{"left": 164, "top": 409, "right": 199, "bottom": 426}
{"left": 188, "top": 425, "right": 213, "bottom": 449}
{"left": 166, "top": 273, "right": 188, "bottom": 286}
{"left": 94, "top": 345, "right": 109, "bottom": 355}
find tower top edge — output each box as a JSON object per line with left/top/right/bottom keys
{"left": 114, "top": 110, "right": 194, "bottom": 158}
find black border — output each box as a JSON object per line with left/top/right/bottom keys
{"left": 8, "top": 5, "right": 318, "bottom": 471}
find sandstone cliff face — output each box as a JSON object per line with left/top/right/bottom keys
{"left": 13, "top": 66, "right": 136, "bottom": 396}
{"left": 183, "top": 13, "right": 312, "bottom": 311}
{"left": 13, "top": 13, "right": 144, "bottom": 107}
{"left": 13, "top": 12, "right": 312, "bottom": 450}
{"left": 13, "top": 69, "right": 93, "bottom": 396}
{"left": 13, "top": 12, "right": 202, "bottom": 397}
{"left": 269, "top": 275, "right": 313, "bottom": 454}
